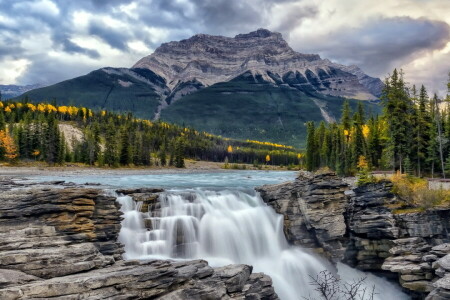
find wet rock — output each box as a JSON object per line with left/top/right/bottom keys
{"left": 0, "top": 182, "right": 279, "bottom": 300}
{"left": 116, "top": 187, "right": 164, "bottom": 195}
{"left": 257, "top": 172, "right": 348, "bottom": 262}
{"left": 0, "top": 260, "right": 278, "bottom": 300}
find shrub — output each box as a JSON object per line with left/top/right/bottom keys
{"left": 390, "top": 172, "right": 450, "bottom": 208}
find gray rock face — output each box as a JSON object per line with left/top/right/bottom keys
{"left": 344, "top": 181, "right": 399, "bottom": 270}
{"left": 257, "top": 172, "right": 348, "bottom": 262}
{"left": 258, "top": 175, "right": 450, "bottom": 298}
{"left": 134, "top": 28, "right": 382, "bottom": 100}
{"left": 1, "top": 259, "right": 277, "bottom": 300}
{"left": 0, "top": 180, "right": 278, "bottom": 300}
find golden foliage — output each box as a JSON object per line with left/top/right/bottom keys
{"left": 357, "top": 155, "right": 368, "bottom": 169}
{"left": 362, "top": 125, "right": 370, "bottom": 138}
{"left": 245, "top": 139, "right": 293, "bottom": 149}
{"left": 391, "top": 172, "right": 450, "bottom": 208}
{"left": 265, "top": 154, "right": 271, "bottom": 162}
{"left": 227, "top": 145, "right": 233, "bottom": 153}
{"left": 0, "top": 129, "right": 18, "bottom": 160}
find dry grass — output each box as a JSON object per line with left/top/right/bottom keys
{"left": 390, "top": 172, "right": 450, "bottom": 210}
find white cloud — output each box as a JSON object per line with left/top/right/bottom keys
{"left": 0, "top": 58, "right": 31, "bottom": 84}
{"left": 13, "top": 0, "right": 60, "bottom": 17}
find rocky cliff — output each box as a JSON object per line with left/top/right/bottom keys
{"left": 0, "top": 180, "right": 278, "bottom": 300}
{"left": 134, "top": 28, "right": 382, "bottom": 100}
{"left": 256, "top": 172, "right": 348, "bottom": 262}
{"left": 258, "top": 174, "right": 450, "bottom": 299}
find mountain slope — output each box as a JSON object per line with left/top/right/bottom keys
{"left": 0, "top": 84, "right": 44, "bottom": 99}
{"left": 161, "top": 72, "right": 380, "bottom": 147}
{"left": 18, "top": 68, "right": 169, "bottom": 119}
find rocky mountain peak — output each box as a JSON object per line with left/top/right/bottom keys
{"left": 235, "top": 28, "right": 281, "bottom": 39}
{"left": 133, "top": 29, "right": 383, "bottom": 100}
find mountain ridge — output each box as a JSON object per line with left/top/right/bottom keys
{"left": 15, "top": 28, "right": 382, "bottom": 147}
{"left": 134, "top": 28, "right": 382, "bottom": 101}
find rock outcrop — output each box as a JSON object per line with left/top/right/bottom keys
{"left": 0, "top": 180, "right": 278, "bottom": 300}
{"left": 257, "top": 172, "right": 348, "bottom": 262}
{"left": 259, "top": 174, "right": 450, "bottom": 299}
{"left": 1, "top": 260, "right": 277, "bottom": 300}
{"left": 344, "top": 181, "right": 399, "bottom": 271}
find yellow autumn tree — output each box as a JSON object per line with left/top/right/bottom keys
{"left": 227, "top": 145, "right": 233, "bottom": 153}
{"left": 266, "top": 154, "right": 271, "bottom": 163}
{"left": 0, "top": 130, "right": 18, "bottom": 161}
{"left": 356, "top": 156, "right": 372, "bottom": 186}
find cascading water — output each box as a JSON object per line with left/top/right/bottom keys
{"left": 117, "top": 188, "right": 408, "bottom": 300}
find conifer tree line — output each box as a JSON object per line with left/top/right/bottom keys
{"left": 0, "top": 101, "right": 302, "bottom": 167}
{"left": 306, "top": 69, "right": 450, "bottom": 177}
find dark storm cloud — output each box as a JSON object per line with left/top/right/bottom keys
{"left": 88, "top": 21, "right": 130, "bottom": 51}
{"left": 61, "top": 39, "right": 101, "bottom": 59}
{"left": 295, "top": 16, "right": 450, "bottom": 76}
{"left": 0, "top": 0, "right": 448, "bottom": 90}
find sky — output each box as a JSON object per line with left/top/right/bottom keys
{"left": 0, "top": 0, "right": 449, "bottom": 96}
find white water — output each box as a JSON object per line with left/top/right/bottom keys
{"left": 117, "top": 187, "right": 409, "bottom": 300}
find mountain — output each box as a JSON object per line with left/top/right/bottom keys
{"left": 134, "top": 28, "right": 383, "bottom": 100}
{"left": 0, "top": 84, "right": 44, "bottom": 99}
{"left": 14, "top": 68, "right": 169, "bottom": 120}
{"left": 16, "top": 29, "right": 382, "bottom": 148}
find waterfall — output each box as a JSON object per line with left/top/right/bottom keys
{"left": 117, "top": 189, "right": 408, "bottom": 300}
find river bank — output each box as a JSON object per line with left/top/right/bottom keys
{"left": 0, "top": 160, "right": 292, "bottom": 177}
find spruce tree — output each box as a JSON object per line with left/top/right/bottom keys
{"left": 0, "top": 110, "right": 5, "bottom": 131}
{"left": 119, "top": 126, "right": 132, "bottom": 166}
{"left": 382, "top": 69, "right": 413, "bottom": 172}
{"left": 44, "top": 114, "right": 61, "bottom": 164}
{"left": 351, "top": 103, "right": 367, "bottom": 167}
{"left": 104, "top": 119, "right": 119, "bottom": 167}
{"left": 159, "top": 144, "right": 167, "bottom": 166}
{"left": 305, "top": 121, "right": 316, "bottom": 171}
{"left": 174, "top": 138, "right": 185, "bottom": 168}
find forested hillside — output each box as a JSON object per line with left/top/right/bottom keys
{"left": 0, "top": 100, "right": 302, "bottom": 168}
{"left": 306, "top": 69, "right": 450, "bottom": 177}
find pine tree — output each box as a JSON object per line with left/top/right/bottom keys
{"left": 119, "top": 126, "right": 132, "bottom": 165}
{"left": 44, "top": 114, "right": 61, "bottom": 164}
{"left": 414, "top": 85, "right": 431, "bottom": 177}
{"left": 351, "top": 102, "right": 367, "bottom": 167}
{"left": 403, "top": 156, "right": 412, "bottom": 175}
{"left": 104, "top": 119, "right": 119, "bottom": 167}
{"left": 0, "top": 110, "right": 5, "bottom": 131}
{"left": 316, "top": 121, "right": 327, "bottom": 167}
{"left": 382, "top": 69, "right": 413, "bottom": 172}
{"left": 159, "top": 144, "right": 167, "bottom": 166}
{"left": 174, "top": 138, "right": 185, "bottom": 168}
{"left": 366, "top": 116, "right": 382, "bottom": 168}
{"left": 433, "top": 93, "right": 446, "bottom": 178}
{"left": 305, "top": 121, "right": 317, "bottom": 171}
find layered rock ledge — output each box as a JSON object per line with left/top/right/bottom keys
{"left": 258, "top": 172, "right": 450, "bottom": 299}
{"left": 256, "top": 172, "right": 348, "bottom": 262}
{"left": 0, "top": 180, "right": 278, "bottom": 300}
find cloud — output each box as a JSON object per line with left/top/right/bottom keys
{"left": 0, "top": 0, "right": 448, "bottom": 95}
{"left": 88, "top": 21, "right": 130, "bottom": 51}
{"left": 299, "top": 17, "right": 449, "bottom": 74}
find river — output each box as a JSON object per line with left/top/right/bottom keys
{"left": 32, "top": 170, "right": 409, "bottom": 300}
